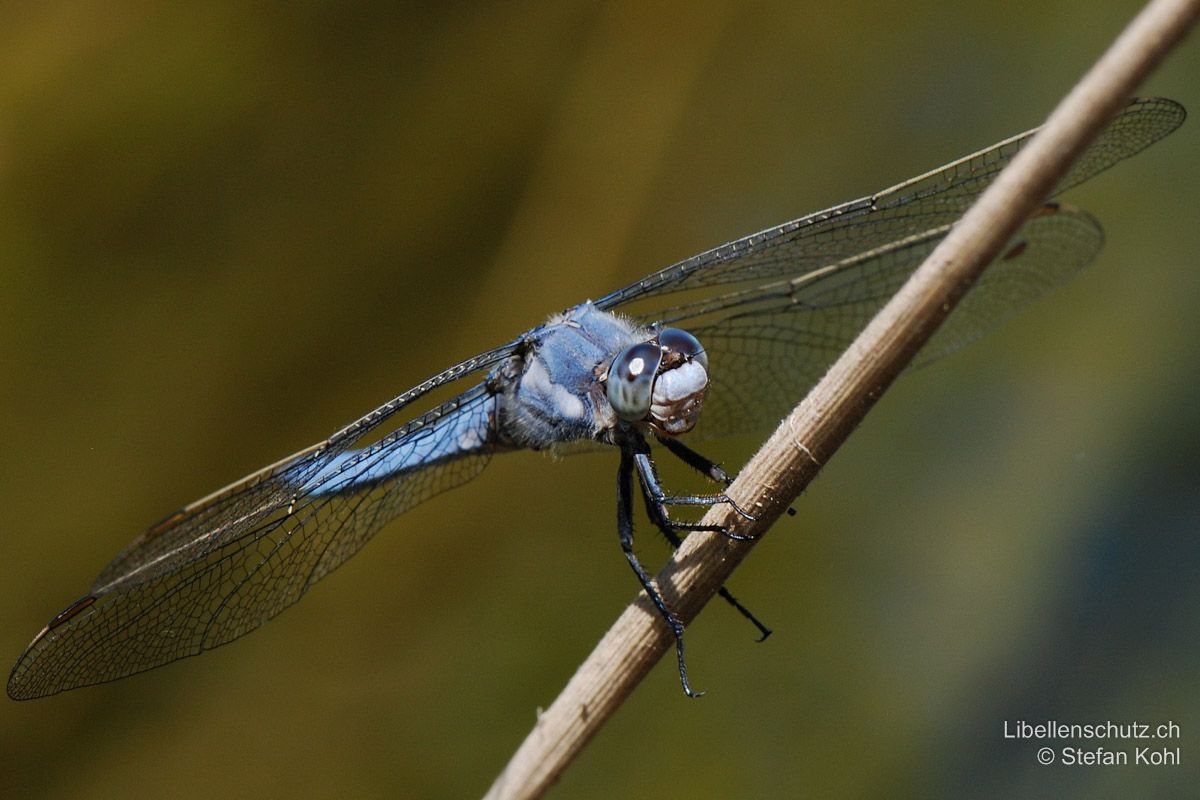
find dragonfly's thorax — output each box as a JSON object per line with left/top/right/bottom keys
{"left": 487, "top": 302, "right": 711, "bottom": 450}
{"left": 488, "top": 302, "right": 644, "bottom": 451}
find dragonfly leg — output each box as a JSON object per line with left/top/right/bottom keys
{"left": 632, "top": 451, "right": 758, "bottom": 542}
{"left": 658, "top": 434, "right": 798, "bottom": 518}
{"left": 638, "top": 482, "right": 772, "bottom": 642}
{"left": 655, "top": 434, "right": 733, "bottom": 485}
{"left": 619, "top": 448, "right": 703, "bottom": 697}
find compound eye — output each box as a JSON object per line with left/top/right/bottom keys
{"left": 658, "top": 328, "right": 707, "bottom": 371}
{"left": 606, "top": 342, "right": 663, "bottom": 422}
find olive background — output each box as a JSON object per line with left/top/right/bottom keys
{"left": 1, "top": 2, "right": 1197, "bottom": 798}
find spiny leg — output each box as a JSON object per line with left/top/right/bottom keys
{"left": 632, "top": 451, "right": 757, "bottom": 541}
{"left": 655, "top": 434, "right": 733, "bottom": 484}
{"left": 657, "top": 434, "right": 797, "bottom": 518}
{"left": 618, "top": 447, "right": 702, "bottom": 697}
{"left": 645, "top": 434, "right": 773, "bottom": 639}
{"left": 637, "top": 480, "right": 772, "bottom": 642}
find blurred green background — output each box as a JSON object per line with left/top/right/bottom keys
{"left": 2, "top": 2, "right": 1197, "bottom": 798}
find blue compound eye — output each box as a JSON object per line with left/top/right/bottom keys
{"left": 606, "top": 342, "right": 663, "bottom": 422}
{"left": 658, "top": 328, "right": 707, "bottom": 371}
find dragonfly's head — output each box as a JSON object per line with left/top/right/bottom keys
{"left": 605, "top": 328, "right": 708, "bottom": 436}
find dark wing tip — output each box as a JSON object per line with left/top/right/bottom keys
{"left": 7, "top": 594, "right": 103, "bottom": 700}
{"left": 8, "top": 628, "right": 51, "bottom": 700}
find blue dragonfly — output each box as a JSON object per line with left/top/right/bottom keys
{"left": 8, "top": 98, "right": 1183, "bottom": 700}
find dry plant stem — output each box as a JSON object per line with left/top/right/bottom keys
{"left": 484, "top": 1, "right": 1200, "bottom": 798}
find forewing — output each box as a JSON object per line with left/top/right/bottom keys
{"left": 8, "top": 357, "right": 507, "bottom": 699}
{"left": 595, "top": 97, "right": 1183, "bottom": 311}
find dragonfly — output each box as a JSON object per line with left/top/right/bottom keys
{"left": 8, "top": 97, "right": 1184, "bottom": 700}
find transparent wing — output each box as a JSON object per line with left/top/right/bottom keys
{"left": 596, "top": 97, "right": 1182, "bottom": 440}
{"left": 8, "top": 349, "right": 511, "bottom": 699}
{"left": 664, "top": 205, "right": 1102, "bottom": 439}
{"left": 596, "top": 98, "right": 1183, "bottom": 310}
